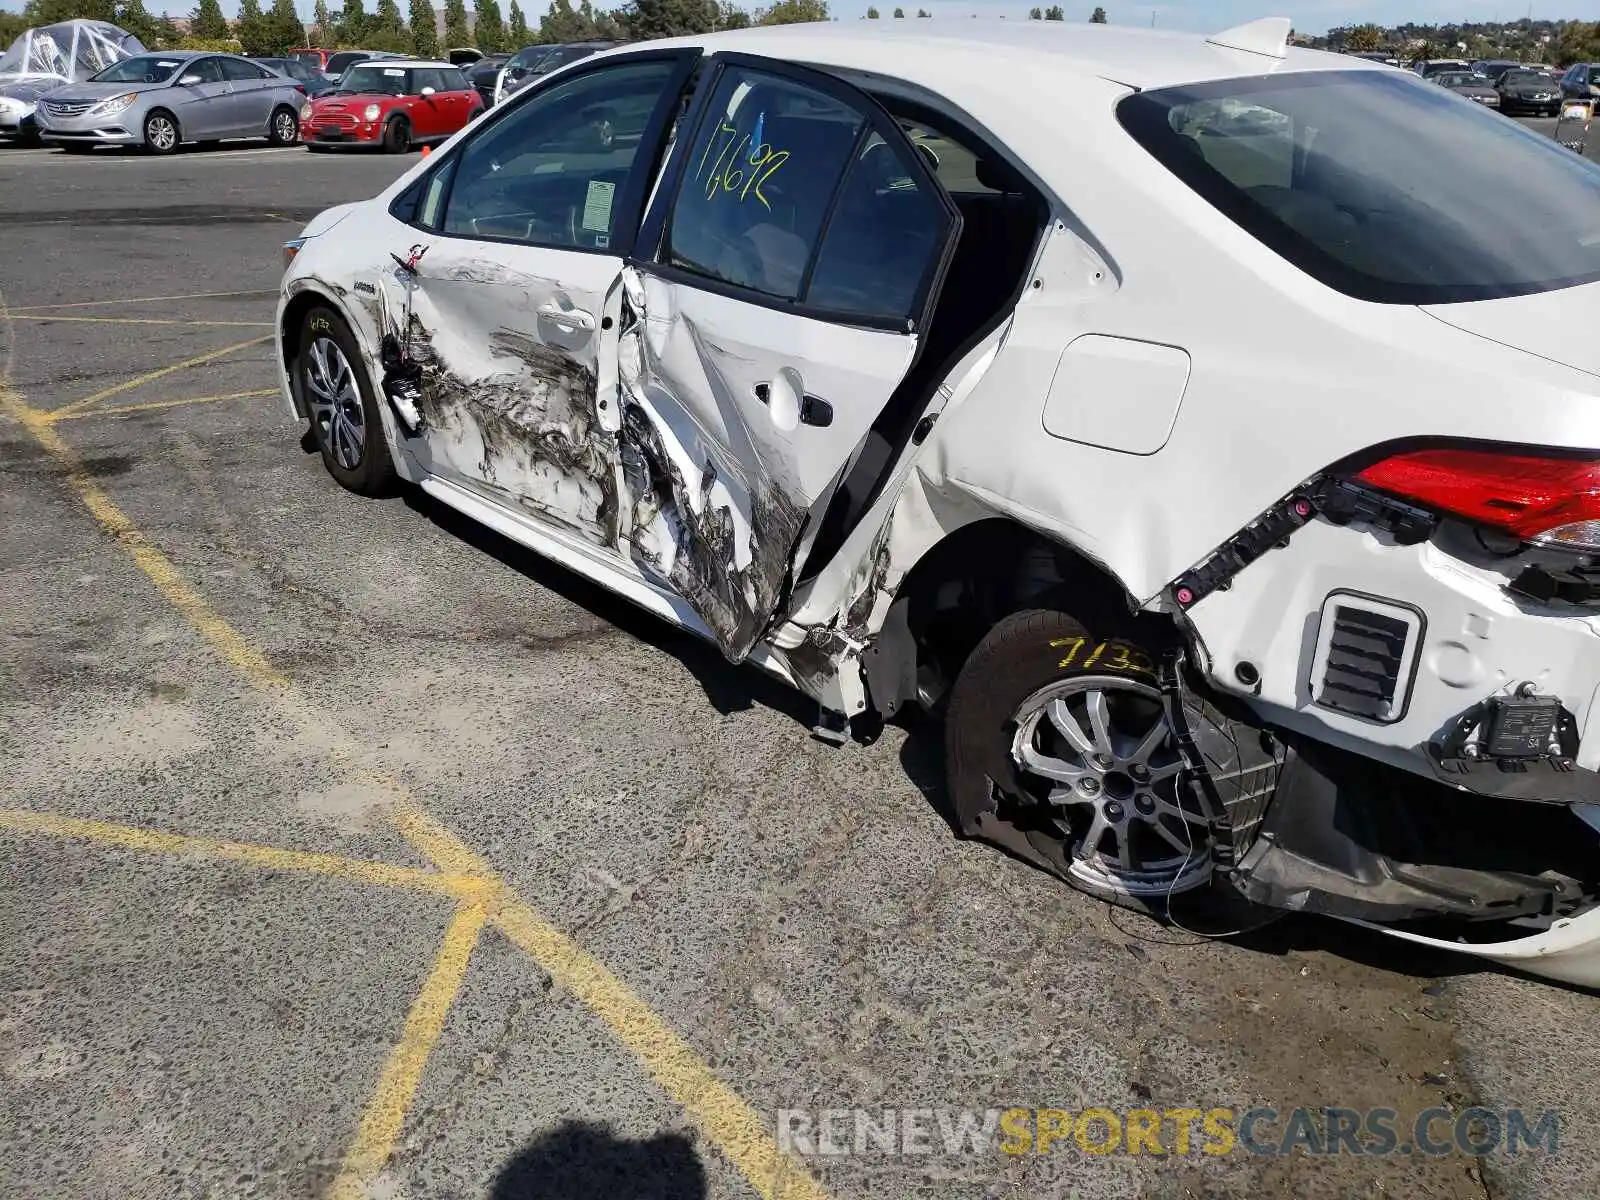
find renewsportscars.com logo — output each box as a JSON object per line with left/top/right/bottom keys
{"left": 774, "top": 1106, "right": 1560, "bottom": 1158}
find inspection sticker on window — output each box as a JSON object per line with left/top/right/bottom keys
{"left": 582, "top": 179, "right": 616, "bottom": 233}
{"left": 383, "top": 68, "right": 405, "bottom": 76}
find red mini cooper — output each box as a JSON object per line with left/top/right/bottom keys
{"left": 302, "top": 60, "right": 482, "bottom": 152}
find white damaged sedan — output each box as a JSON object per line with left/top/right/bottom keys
{"left": 276, "top": 18, "right": 1600, "bottom": 986}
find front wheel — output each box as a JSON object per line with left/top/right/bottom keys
{"left": 269, "top": 106, "right": 299, "bottom": 146}
{"left": 143, "top": 110, "right": 179, "bottom": 154}
{"left": 295, "top": 306, "right": 396, "bottom": 496}
{"left": 382, "top": 116, "right": 410, "bottom": 154}
{"left": 944, "top": 609, "right": 1216, "bottom": 909}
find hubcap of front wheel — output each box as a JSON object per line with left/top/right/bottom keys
{"left": 1010, "top": 675, "right": 1212, "bottom": 898}
{"left": 275, "top": 113, "right": 297, "bottom": 141}
{"left": 148, "top": 118, "right": 175, "bottom": 149}
{"left": 304, "top": 336, "right": 364, "bottom": 470}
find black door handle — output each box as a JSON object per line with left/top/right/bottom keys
{"left": 753, "top": 382, "right": 831, "bottom": 427}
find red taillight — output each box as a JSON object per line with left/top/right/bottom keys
{"left": 1356, "top": 447, "right": 1600, "bottom": 549}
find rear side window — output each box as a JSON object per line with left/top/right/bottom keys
{"left": 220, "top": 57, "right": 270, "bottom": 81}
{"left": 1118, "top": 70, "right": 1600, "bottom": 304}
{"left": 665, "top": 67, "right": 866, "bottom": 301}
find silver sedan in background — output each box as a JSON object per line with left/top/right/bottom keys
{"left": 35, "top": 50, "right": 305, "bottom": 154}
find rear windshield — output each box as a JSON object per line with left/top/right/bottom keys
{"left": 1117, "top": 70, "right": 1600, "bottom": 304}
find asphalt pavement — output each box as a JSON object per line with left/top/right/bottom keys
{"left": 1, "top": 131, "right": 1597, "bottom": 1200}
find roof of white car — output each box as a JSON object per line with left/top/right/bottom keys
{"left": 637, "top": 19, "right": 1379, "bottom": 92}
{"left": 349, "top": 59, "right": 455, "bottom": 69}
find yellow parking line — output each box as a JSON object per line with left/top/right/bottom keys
{"left": 48, "top": 335, "right": 274, "bottom": 421}
{"left": 7, "top": 315, "right": 272, "bottom": 328}
{"left": 10, "top": 289, "right": 276, "bottom": 311}
{"left": 392, "top": 798, "right": 833, "bottom": 1200}
{"left": 51, "top": 388, "right": 279, "bottom": 421}
{"left": 0, "top": 377, "right": 835, "bottom": 1200}
{"left": 0, "top": 806, "right": 480, "bottom": 899}
{"left": 328, "top": 900, "right": 489, "bottom": 1200}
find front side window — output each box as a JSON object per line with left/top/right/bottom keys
{"left": 665, "top": 67, "right": 866, "bottom": 301}
{"left": 185, "top": 58, "right": 224, "bottom": 85}
{"left": 442, "top": 68, "right": 472, "bottom": 92}
{"left": 439, "top": 59, "right": 680, "bottom": 249}
{"left": 1118, "top": 70, "right": 1600, "bottom": 304}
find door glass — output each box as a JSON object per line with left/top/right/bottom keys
{"left": 442, "top": 68, "right": 472, "bottom": 92}
{"left": 188, "top": 58, "right": 224, "bottom": 84}
{"left": 803, "top": 131, "right": 946, "bottom": 321}
{"left": 664, "top": 67, "right": 864, "bottom": 301}
{"left": 220, "top": 57, "right": 268, "bottom": 81}
{"left": 440, "top": 59, "right": 679, "bottom": 249}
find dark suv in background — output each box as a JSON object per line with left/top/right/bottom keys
{"left": 1563, "top": 62, "right": 1600, "bottom": 99}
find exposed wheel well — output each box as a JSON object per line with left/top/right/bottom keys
{"left": 893, "top": 519, "right": 1173, "bottom": 711}
{"left": 278, "top": 290, "right": 339, "bottom": 415}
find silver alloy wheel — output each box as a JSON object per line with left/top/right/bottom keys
{"left": 273, "top": 110, "right": 298, "bottom": 143}
{"left": 146, "top": 115, "right": 177, "bottom": 151}
{"left": 1010, "top": 675, "right": 1213, "bottom": 899}
{"left": 304, "top": 336, "right": 364, "bottom": 470}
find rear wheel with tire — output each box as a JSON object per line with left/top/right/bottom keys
{"left": 944, "top": 609, "right": 1218, "bottom": 910}
{"left": 143, "top": 110, "right": 180, "bottom": 154}
{"left": 295, "top": 306, "right": 395, "bottom": 496}
{"left": 383, "top": 116, "right": 410, "bottom": 154}
{"left": 269, "top": 106, "right": 299, "bottom": 146}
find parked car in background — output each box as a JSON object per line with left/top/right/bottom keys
{"left": 0, "top": 18, "right": 142, "bottom": 145}
{"left": 1413, "top": 58, "right": 1470, "bottom": 78}
{"left": 1432, "top": 69, "right": 1499, "bottom": 107}
{"left": 322, "top": 49, "right": 409, "bottom": 81}
{"left": 447, "top": 47, "right": 483, "bottom": 68}
{"left": 1562, "top": 62, "right": 1600, "bottom": 99}
{"left": 467, "top": 53, "right": 512, "bottom": 107}
{"left": 1469, "top": 58, "right": 1519, "bottom": 81}
{"left": 35, "top": 50, "right": 304, "bottom": 153}
{"left": 494, "top": 40, "right": 620, "bottom": 104}
{"left": 1496, "top": 68, "right": 1561, "bottom": 115}
{"left": 276, "top": 20, "right": 1600, "bottom": 988}
{"left": 287, "top": 48, "right": 332, "bottom": 72}
{"left": 252, "top": 56, "right": 334, "bottom": 96}
{"left": 301, "top": 60, "right": 480, "bottom": 152}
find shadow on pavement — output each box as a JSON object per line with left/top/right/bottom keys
{"left": 490, "top": 1122, "right": 707, "bottom": 1200}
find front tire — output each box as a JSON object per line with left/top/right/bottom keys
{"left": 945, "top": 609, "right": 1216, "bottom": 910}
{"left": 143, "top": 110, "right": 180, "bottom": 155}
{"left": 382, "top": 116, "right": 410, "bottom": 154}
{"left": 269, "top": 106, "right": 299, "bottom": 146}
{"left": 295, "top": 306, "right": 395, "bottom": 496}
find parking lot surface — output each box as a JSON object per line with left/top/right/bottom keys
{"left": 2, "top": 135, "right": 1599, "bottom": 1200}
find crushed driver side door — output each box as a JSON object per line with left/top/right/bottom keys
{"left": 615, "top": 54, "right": 961, "bottom": 662}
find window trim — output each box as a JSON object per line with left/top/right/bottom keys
{"left": 634, "top": 51, "right": 962, "bottom": 336}
{"left": 388, "top": 48, "right": 700, "bottom": 261}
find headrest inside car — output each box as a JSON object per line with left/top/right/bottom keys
{"left": 975, "top": 157, "right": 1019, "bottom": 192}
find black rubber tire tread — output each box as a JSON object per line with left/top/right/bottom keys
{"left": 296, "top": 305, "right": 397, "bottom": 497}
{"left": 383, "top": 116, "right": 410, "bottom": 153}
{"left": 268, "top": 106, "right": 299, "bottom": 146}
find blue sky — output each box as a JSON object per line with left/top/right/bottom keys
{"left": 4, "top": 1, "right": 1599, "bottom": 39}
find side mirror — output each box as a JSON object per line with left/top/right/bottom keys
{"left": 420, "top": 86, "right": 436, "bottom": 97}
{"left": 177, "top": 73, "right": 202, "bottom": 86}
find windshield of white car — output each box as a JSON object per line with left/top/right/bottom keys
{"left": 91, "top": 56, "right": 183, "bottom": 84}
{"left": 337, "top": 65, "right": 411, "bottom": 96}
{"left": 1118, "top": 70, "right": 1600, "bottom": 304}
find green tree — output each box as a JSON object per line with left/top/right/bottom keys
{"left": 409, "top": 0, "right": 439, "bottom": 54}
{"left": 1089, "top": 5, "right": 1106, "bottom": 21}
{"left": 916, "top": 6, "right": 929, "bottom": 13}
{"left": 508, "top": 0, "right": 530, "bottom": 42}
{"left": 189, "top": 0, "right": 230, "bottom": 39}
{"left": 1043, "top": 4, "right": 1063, "bottom": 18}
{"left": 865, "top": 5, "right": 878, "bottom": 15}
{"left": 622, "top": 0, "right": 717, "bottom": 40}
{"left": 235, "top": 0, "right": 268, "bottom": 52}
{"left": 312, "top": 0, "right": 334, "bottom": 44}
{"left": 1345, "top": 23, "right": 1383, "bottom": 52}
{"left": 444, "top": 0, "right": 471, "bottom": 46}
{"left": 756, "top": 0, "right": 826, "bottom": 24}
{"left": 892, "top": 5, "right": 903, "bottom": 14}
{"left": 717, "top": 1, "right": 751, "bottom": 29}
{"left": 265, "top": 0, "right": 307, "bottom": 52}
{"left": 335, "top": 0, "right": 368, "bottom": 44}
{"left": 475, "top": 0, "right": 505, "bottom": 50}
{"left": 25, "top": 0, "right": 117, "bottom": 23}
{"left": 155, "top": 12, "right": 183, "bottom": 45}
{"left": 1028, "top": 5, "right": 1040, "bottom": 15}
{"left": 115, "top": 0, "right": 162, "bottom": 46}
